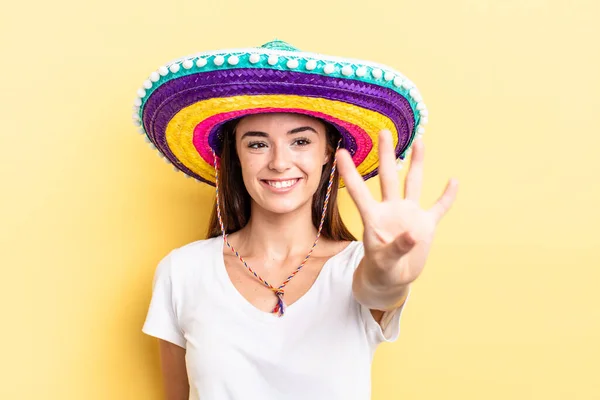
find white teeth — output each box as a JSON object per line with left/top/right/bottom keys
{"left": 266, "top": 179, "right": 298, "bottom": 189}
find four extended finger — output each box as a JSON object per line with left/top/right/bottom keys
{"left": 336, "top": 148, "right": 375, "bottom": 219}
{"left": 377, "top": 130, "right": 401, "bottom": 201}
{"left": 404, "top": 136, "right": 424, "bottom": 202}
{"left": 429, "top": 178, "right": 459, "bottom": 224}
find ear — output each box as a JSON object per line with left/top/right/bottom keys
{"left": 323, "top": 152, "right": 330, "bottom": 166}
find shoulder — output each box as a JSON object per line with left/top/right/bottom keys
{"left": 326, "top": 240, "right": 364, "bottom": 270}
{"left": 154, "top": 236, "right": 222, "bottom": 281}
{"left": 171, "top": 236, "right": 222, "bottom": 260}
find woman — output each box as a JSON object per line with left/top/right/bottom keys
{"left": 135, "top": 40, "right": 458, "bottom": 399}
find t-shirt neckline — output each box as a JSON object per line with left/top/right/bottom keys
{"left": 213, "top": 236, "right": 359, "bottom": 323}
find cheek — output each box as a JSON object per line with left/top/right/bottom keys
{"left": 297, "top": 153, "right": 325, "bottom": 180}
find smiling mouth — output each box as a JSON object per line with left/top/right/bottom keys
{"left": 261, "top": 179, "right": 300, "bottom": 189}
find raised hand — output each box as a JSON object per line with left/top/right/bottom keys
{"left": 336, "top": 130, "right": 458, "bottom": 287}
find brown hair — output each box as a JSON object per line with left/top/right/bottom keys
{"left": 206, "top": 116, "right": 356, "bottom": 242}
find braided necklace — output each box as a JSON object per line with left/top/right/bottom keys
{"left": 212, "top": 141, "right": 340, "bottom": 317}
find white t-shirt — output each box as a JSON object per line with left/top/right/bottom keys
{"left": 142, "top": 236, "right": 411, "bottom": 400}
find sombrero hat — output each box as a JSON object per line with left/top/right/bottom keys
{"left": 131, "top": 40, "right": 428, "bottom": 186}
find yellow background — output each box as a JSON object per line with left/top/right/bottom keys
{"left": 1, "top": 0, "right": 598, "bottom": 398}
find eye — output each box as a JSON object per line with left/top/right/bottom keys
{"left": 248, "top": 141, "right": 267, "bottom": 149}
{"left": 293, "top": 137, "right": 312, "bottom": 146}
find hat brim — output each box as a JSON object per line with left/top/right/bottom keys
{"left": 134, "top": 48, "right": 427, "bottom": 186}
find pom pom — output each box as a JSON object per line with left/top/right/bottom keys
{"left": 196, "top": 58, "right": 207, "bottom": 67}
{"left": 341, "top": 65, "right": 353, "bottom": 76}
{"left": 183, "top": 59, "right": 194, "bottom": 69}
{"left": 287, "top": 59, "right": 299, "bottom": 69}
{"left": 158, "top": 66, "right": 169, "bottom": 76}
{"left": 214, "top": 56, "right": 225, "bottom": 66}
{"left": 249, "top": 53, "right": 260, "bottom": 64}
{"left": 228, "top": 55, "right": 239, "bottom": 65}
{"left": 305, "top": 59, "right": 317, "bottom": 70}
{"left": 149, "top": 71, "right": 160, "bottom": 82}
{"left": 169, "top": 63, "right": 180, "bottom": 73}
{"left": 372, "top": 69, "right": 382, "bottom": 79}
{"left": 324, "top": 64, "right": 335, "bottom": 74}
{"left": 268, "top": 55, "right": 278, "bottom": 65}
{"left": 356, "top": 66, "right": 367, "bottom": 77}
{"left": 137, "top": 88, "right": 146, "bottom": 98}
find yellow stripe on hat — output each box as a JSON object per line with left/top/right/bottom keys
{"left": 165, "top": 94, "right": 398, "bottom": 184}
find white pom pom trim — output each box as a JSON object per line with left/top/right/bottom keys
{"left": 249, "top": 54, "right": 260, "bottom": 64}
{"left": 305, "top": 60, "right": 317, "bottom": 71}
{"left": 149, "top": 71, "right": 160, "bottom": 82}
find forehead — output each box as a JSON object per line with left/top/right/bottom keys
{"left": 236, "top": 112, "right": 326, "bottom": 133}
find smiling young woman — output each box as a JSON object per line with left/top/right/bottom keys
{"left": 136, "top": 40, "right": 457, "bottom": 400}
{"left": 206, "top": 113, "right": 355, "bottom": 242}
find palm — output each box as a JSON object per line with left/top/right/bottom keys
{"left": 336, "top": 130, "right": 458, "bottom": 286}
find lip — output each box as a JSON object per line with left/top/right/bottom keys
{"left": 260, "top": 178, "right": 302, "bottom": 193}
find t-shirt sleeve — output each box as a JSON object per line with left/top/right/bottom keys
{"left": 142, "top": 250, "right": 186, "bottom": 349}
{"left": 352, "top": 242, "right": 411, "bottom": 344}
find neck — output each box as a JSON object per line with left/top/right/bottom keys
{"left": 233, "top": 200, "right": 321, "bottom": 261}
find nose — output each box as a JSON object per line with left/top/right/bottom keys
{"left": 268, "top": 144, "right": 292, "bottom": 172}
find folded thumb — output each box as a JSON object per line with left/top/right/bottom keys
{"left": 387, "top": 231, "right": 417, "bottom": 259}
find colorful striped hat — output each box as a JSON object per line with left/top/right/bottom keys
{"left": 132, "top": 40, "right": 428, "bottom": 186}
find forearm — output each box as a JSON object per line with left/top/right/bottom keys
{"left": 352, "top": 256, "right": 411, "bottom": 311}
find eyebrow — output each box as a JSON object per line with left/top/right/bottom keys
{"left": 240, "top": 126, "right": 318, "bottom": 140}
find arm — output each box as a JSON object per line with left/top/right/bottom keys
{"left": 352, "top": 256, "right": 410, "bottom": 312}
{"left": 337, "top": 132, "right": 458, "bottom": 325}
{"left": 158, "top": 339, "right": 189, "bottom": 400}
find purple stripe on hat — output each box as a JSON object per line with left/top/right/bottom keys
{"left": 143, "top": 69, "right": 415, "bottom": 182}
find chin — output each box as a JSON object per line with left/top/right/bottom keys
{"left": 259, "top": 197, "right": 310, "bottom": 215}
